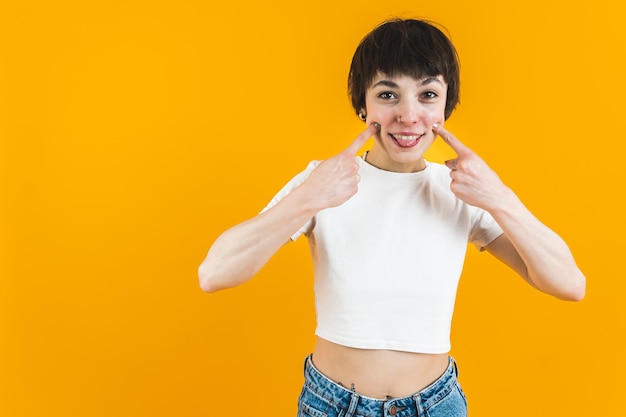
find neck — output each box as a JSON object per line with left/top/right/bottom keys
{"left": 363, "top": 149, "right": 427, "bottom": 173}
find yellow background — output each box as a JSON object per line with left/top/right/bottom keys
{"left": 1, "top": 0, "right": 624, "bottom": 415}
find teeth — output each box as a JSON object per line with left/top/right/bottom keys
{"left": 392, "top": 134, "right": 420, "bottom": 141}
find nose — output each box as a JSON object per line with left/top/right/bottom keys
{"left": 397, "top": 99, "right": 422, "bottom": 124}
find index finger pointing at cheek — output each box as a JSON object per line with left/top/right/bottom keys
{"left": 343, "top": 122, "right": 380, "bottom": 156}
{"left": 432, "top": 123, "right": 471, "bottom": 157}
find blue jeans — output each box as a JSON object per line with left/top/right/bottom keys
{"left": 297, "top": 355, "right": 467, "bottom": 417}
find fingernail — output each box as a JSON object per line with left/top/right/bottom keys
{"left": 373, "top": 122, "right": 380, "bottom": 130}
{"left": 432, "top": 123, "right": 439, "bottom": 129}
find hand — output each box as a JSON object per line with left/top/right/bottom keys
{"left": 302, "top": 122, "right": 380, "bottom": 210}
{"left": 433, "top": 123, "right": 511, "bottom": 211}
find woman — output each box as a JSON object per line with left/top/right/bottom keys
{"left": 198, "top": 18, "right": 585, "bottom": 417}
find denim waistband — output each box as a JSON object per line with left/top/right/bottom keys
{"left": 303, "top": 354, "right": 459, "bottom": 417}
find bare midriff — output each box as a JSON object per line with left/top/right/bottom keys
{"left": 312, "top": 337, "right": 450, "bottom": 400}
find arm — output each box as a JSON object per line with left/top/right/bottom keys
{"left": 433, "top": 124, "right": 586, "bottom": 301}
{"left": 198, "top": 186, "right": 318, "bottom": 293}
{"left": 483, "top": 194, "right": 586, "bottom": 301}
{"left": 198, "top": 123, "right": 380, "bottom": 292}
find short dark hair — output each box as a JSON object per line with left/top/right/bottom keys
{"left": 348, "top": 18, "right": 460, "bottom": 120}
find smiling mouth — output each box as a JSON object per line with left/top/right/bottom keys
{"left": 390, "top": 133, "right": 424, "bottom": 148}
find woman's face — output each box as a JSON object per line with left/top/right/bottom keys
{"left": 363, "top": 72, "right": 447, "bottom": 173}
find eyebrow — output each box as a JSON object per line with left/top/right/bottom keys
{"left": 371, "top": 76, "right": 443, "bottom": 89}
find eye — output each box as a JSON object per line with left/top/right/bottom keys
{"left": 377, "top": 91, "right": 397, "bottom": 100}
{"left": 422, "top": 91, "right": 439, "bottom": 100}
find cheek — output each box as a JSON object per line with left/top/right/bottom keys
{"left": 366, "top": 107, "right": 395, "bottom": 124}
{"left": 424, "top": 106, "right": 446, "bottom": 125}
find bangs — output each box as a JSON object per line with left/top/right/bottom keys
{"left": 372, "top": 23, "right": 448, "bottom": 81}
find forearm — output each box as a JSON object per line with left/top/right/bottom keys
{"left": 198, "top": 187, "right": 317, "bottom": 292}
{"left": 490, "top": 190, "right": 586, "bottom": 301}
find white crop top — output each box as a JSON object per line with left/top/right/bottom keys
{"left": 263, "top": 157, "right": 503, "bottom": 353}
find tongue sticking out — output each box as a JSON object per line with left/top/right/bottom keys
{"left": 392, "top": 134, "right": 421, "bottom": 148}
{"left": 396, "top": 138, "right": 418, "bottom": 147}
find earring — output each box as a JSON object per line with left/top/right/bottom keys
{"left": 358, "top": 111, "right": 367, "bottom": 121}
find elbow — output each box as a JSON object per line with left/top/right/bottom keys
{"left": 557, "top": 274, "right": 586, "bottom": 302}
{"left": 198, "top": 263, "right": 222, "bottom": 293}
{"left": 567, "top": 280, "right": 586, "bottom": 302}
{"left": 198, "top": 258, "right": 251, "bottom": 293}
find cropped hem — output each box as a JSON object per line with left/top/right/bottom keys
{"left": 315, "top": 331, "right": 451, "bottom": 354}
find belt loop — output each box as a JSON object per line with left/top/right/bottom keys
{"left": 450, "top": 356, "right": 459, "bottom": 377}
{"left": 344, "top": 392, "right": 360, "bottom": 417}
{"left": 413, "top": 393, "right": 424, "bottom": 416}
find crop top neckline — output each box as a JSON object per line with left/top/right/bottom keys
{"left": 359, "top": 152, "right": 431, "bottom": 181}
